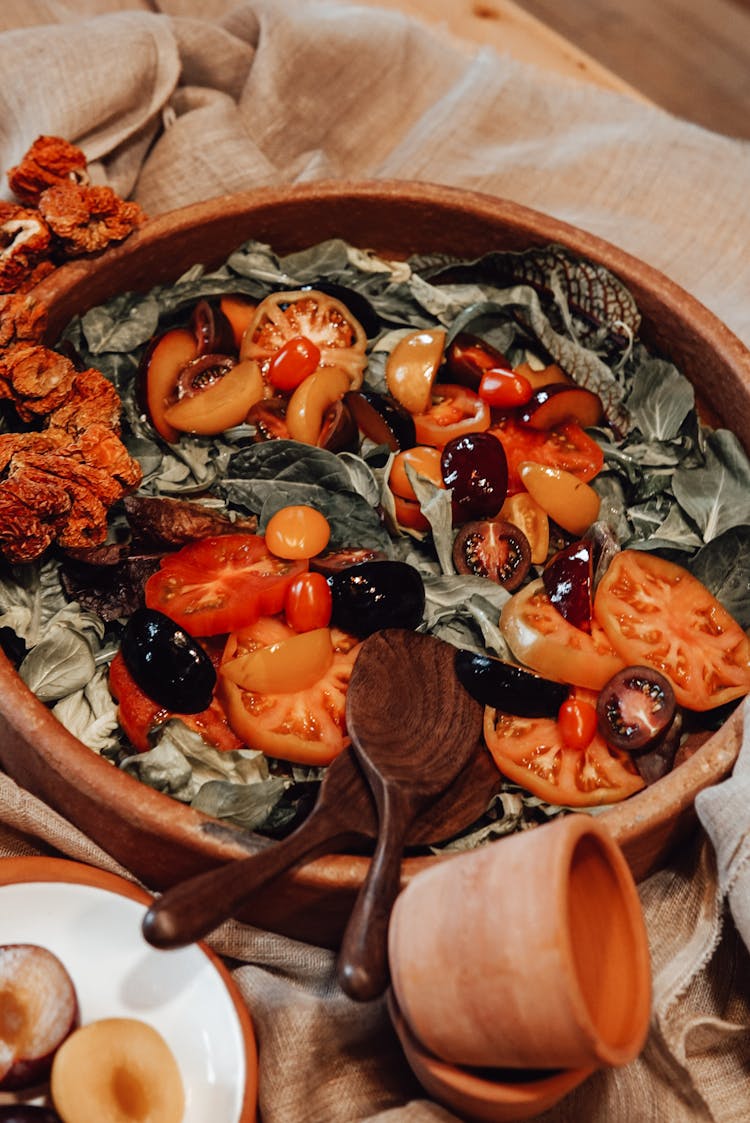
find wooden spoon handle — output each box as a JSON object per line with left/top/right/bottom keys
{"left": 337, "top": 785, "right": 416, "bottom": 1002}
{"left": 142, "top": 811, "right": 355, "bottom": 949}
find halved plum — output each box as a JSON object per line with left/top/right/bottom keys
{"left": 445, "top": 332, "right": 512, "bottom": 390}
{"left": 519, "top": 383, "right": 604, "bottom": 430}
{"left": 543, "top": 539, "right": 594, "bottom": 632}
{"left": 344, "top": 390, "right": 416, "bottom": 450}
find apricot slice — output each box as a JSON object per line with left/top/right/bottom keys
{"left": 142, "top": 328, "right": 198, "bottom": 443}
{"left": 385, "top": 328, "right": 446, "bottom": 414}
{"left": 50, "top": 1017, "right": 184, "bottom": 1123}
{"left": 0, "top": 944, "right": 79, "bottom": 1092}
{"left": 162, "top": 358, "right": 265, "bottom": 435}
{"left": 220, "top": 627, "right": 334, "bottom": 694}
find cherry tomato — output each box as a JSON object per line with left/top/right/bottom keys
{"left": 240, "top": 290, "right": 367, "bottom": 389}
{"left": 445, "top": 332, "right": 511, "bottom": 389}
{"left": 389, "top": 445, "right": 444, "bottom": 501}
{"left": 518, "top": 461, "right": 601, "bottom": 536}
{"left": 500, "top": 578, "right": 626, "bottom": 691}
{"left": 108, "top": 649, "right": 242, "bottom": 753}
{"left": 392, "top": 492, "right": 430, "bottom": 532}
{"left": 452, "top": 519, "right": 531, "bottom": 590}
{"left": 596, "top": 666, "right": 676, "bottom": 751}
{"left": 265, "top": 506, "right": 331, "bottom": 560}
{"left": 489, "top": 416, "right": 604, "bottom": 494}
{"left": 267, "top": 335, "right": 321, "bottom": 392}
{"left": 557, "top": 696, "right": 598, "bottom": 750}
{"left": 414, "top": 384, "right": 491, "bottom": 447}
{"left": 285, "top": 572, "right": 333, "bottom": 631}
{"left": 385, "top": 328, "right": 445, "bottom": 414}
{"left": 218, "top": 616, "right": 361, "bottom": 765}
{"left": 144, "top": 534, "right": 307, "bottom": 636}
{"left": 594, "top": 550, "right": 750, "bottom": 711}
{"left": 478, "top": 367, "right": 533, "bottom": 409}
{"left": 483, "top": 687, "right": 645, "bottom": 807}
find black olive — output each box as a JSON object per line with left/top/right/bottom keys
{"left": 0, "top": 1109, "right": 63, "bottom": 1123}
{"left": 454, "top": 649, "right": 568, "bottom": 717}
{"left": 120, "top": 608, "right": 216, "bottom": 713}
{"left": 300, "top": 281, "right": 380, "bottom": 337}
{"left": 596, "top": 665, "right": 676, "bottom": 752}
{"left": 344, "top": 390, "right": 416, "bottom": 451}
{"left": 328, "top": 560, "right": 425, "bottom": 637}
{"left": 452, "top": 520, "right": 531, "bottom": 590}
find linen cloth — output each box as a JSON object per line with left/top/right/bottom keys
{"left": 1, "top": 3, "right": 750, "bottom": 1120}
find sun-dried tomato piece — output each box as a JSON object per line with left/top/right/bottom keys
{"left": 7, "top": 135, "right": 89, "bottom": 205}
{"left": 0, "top": 292, "right": 48, "bottom": 347}
{"left": 38, "top": 182, "right": 145, "bottom": 256}
{"left": 0, "top": 202, "right": 52, "bottom": 294}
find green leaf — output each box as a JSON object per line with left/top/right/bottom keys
{"left": 673, "top": 429, "right": 750, "bottom": 541}
{"left": 626, "top": 359, "right": 694, "bottom": 441}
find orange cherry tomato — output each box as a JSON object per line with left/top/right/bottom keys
{"left": 389, "top": 445, "right": 444, "bottom": 501}
{"left": 413, "top": 384, "right": 491, "bottom": 448}
{"left": 265, "top": 505, "right": 331, "bottom": 560}
{"left": 285, "top": 572, "right": 333, "bottom": 631}
{"left": 478, "top": 368, "right": 533, "bottom": 409}
{"left": 392, "top": 492, "right": 430, "bottom": 532}
{"left": 267, "top": 335, "right": 322, "bottom": 392}
{"left": 557, "top": 696, "right": 598, "bottom": 750}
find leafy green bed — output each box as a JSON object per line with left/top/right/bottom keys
{"left": 1, "top": 238, "right": 748, "bottom": 851}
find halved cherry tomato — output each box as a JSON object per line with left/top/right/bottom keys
{"left": 392, "top": 492, "right": 430, "bottom": 532}
{"left": 478, "top": 368, "right": 533, "bottom": 409}
{"left": 500, "top": 578, "right": 626, "bottom": 690}
{"left": 489, "top": 416, "right": 604, "bottom": 494}
{"left": 219, "top": 294, "right": 257, "bottom": 350}
{"left": 141, "top": 327, "right": 198, "bottom": 443}
{"left": 594, "top": 550, "right": 750, "bottom": 711}
{"left": 386, "top": 329, "right": 445, "bottom": 414}
{"left": 389, "top": 445, "right": 444, "bottom": 501}
{"left": 144, "top": 534, "right": 307, "bottom": 637}
{"left": 267, "top": 335, "right": 321, "bottom": 392}
{"left": 240, "top": 290, "right": 367, "bottom": 389}
{"left": 218, "top": 616, "right": 362, "bottom": 765}
{"left": 519, "top": 461, "right": 601, "bottom": 536}
{"left": 265, "top": 506, "right": 331, "bottom": 560}
{"left": 499, "top": 492, "right": 549, "bottom": 565}
{"left": 557, "top": 696, "right": 598, "bottom": 750}
{"left": 413, "top": 384, "right": 491, "bottom": 448}
{"left": 285, "top": 572, "right": 333, "bottom": 631}
{"left": 108, "top": 649, "right": 242, "bottom": 753}
{"left": 483, "top": 686, "right": 645, "bottom": 807}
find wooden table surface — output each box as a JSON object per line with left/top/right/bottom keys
{"left": 354, "top": 0, "right": 750, "bottom": 140}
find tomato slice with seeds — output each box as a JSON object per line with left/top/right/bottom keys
{"left": 240, "top": 290, "right": 367, "bottom": 389}
{"left": 218, "top": 616, "right": 362, "bottom": 766}
{"left": 145, "top": 534, "right": 307, "bottom": 637}
{"left": 594, "top": 550, "right": 750, "bottom": 711}
{"left": 413, "top": 384, "right": 491, "bottom": 447}
{"left": 500, "top": 578, "right": 626, "bottom": 691}
{"left": 489, "top": 416, "right": 604, "bottom": 494}
{"left": 483, "top": 687, "right": 645, "bottom": 807}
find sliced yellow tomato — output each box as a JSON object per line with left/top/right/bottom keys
{"left": 483, "top": 687, "right": 645, "bottom": 807}
{"left": 518, "top": 461, "right": 600, "bottom": 535}
{"left": 218, "top": 617, "right": 361, "bottom": 766}
{"left": 499, "top": 491, "right": 550, "bottom": 565}
{"left": 220, "top": 627, "right": 333, "bottom": 694}
{"left": 594, "top": 550, "right": 750, "bottom": 711}
{"left": 500, "top": 578, "right": 626, "bottom": 690}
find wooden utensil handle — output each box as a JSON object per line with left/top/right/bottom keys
{"left": 142, "top": 811, "right": 353, "bottom": 949}
{"left": 337, "top": 785, "right": 415, "bottom": 1002}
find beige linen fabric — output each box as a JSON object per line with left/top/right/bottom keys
{"left": 1, "top": 3, "right": 750, "bottom": 1121}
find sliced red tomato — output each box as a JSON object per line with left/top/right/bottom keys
{"left": 240, "top": 290, "right": 367, "bottom": 389}
{"left": 413, "top": 384, "right": 491, "bottom": 447}
{"left": 500, "top": 578, "right": 626, "bottom": 691}
{"left": 594, "top": 550, "right": 750, "bottom": 711}
{"left": 489, "top": 416, "right": 604, "bottom": 495}
{"left": 144, "top": 534, "right": 307, "bottom": 637}
{"left": 217, "top": 616, "right": 362, "bottom": 765}
{"left": 483, "top": 687, "right": 645, "bottom": 807}
{"left": 108, "top": 650, "right": 242, "bottom": 753}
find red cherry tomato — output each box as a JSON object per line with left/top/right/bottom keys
{"left": 413, "top": 384, "right": 491, "bottom": 448}
{"left": 557, "top": 696, "right": 599, "bottom": 750}
{"left": 285, "top": 572, "right": 333, "bottom": 631}
{"left": 265, "top": 505, "right": 331, "bottom": 559}
{"left": 267, "top": 335, "right": 322, "bottom": 392}
{"left": 478, "top": 368, "right": 533, "bottom": 409}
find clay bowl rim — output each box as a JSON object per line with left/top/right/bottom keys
{"left": 4, "top": 178, "right": 749, "bottom": 897}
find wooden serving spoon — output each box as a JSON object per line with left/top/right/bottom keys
{"left": 337, "top": 628, "right": 484, "bottom": 1002}
{"left": 142, "top": 715, "right": 499, "bottom": 951}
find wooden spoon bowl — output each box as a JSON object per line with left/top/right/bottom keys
{"left": 0, "top": 180, "right": 747, "bottom": 948}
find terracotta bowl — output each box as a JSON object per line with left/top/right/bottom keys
{"left": 0, "top": 181, "right": 747, "bottom": 948}
{"left": 387, "top": 990, "right": 594, "bottom": 1122}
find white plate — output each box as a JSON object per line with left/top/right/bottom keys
{"left": 0, "top": 857, "right": 257, "bottom": 1121}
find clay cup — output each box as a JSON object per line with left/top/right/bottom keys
{"left": 388, "top": 812, "right": 651, "bottom": 1071}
